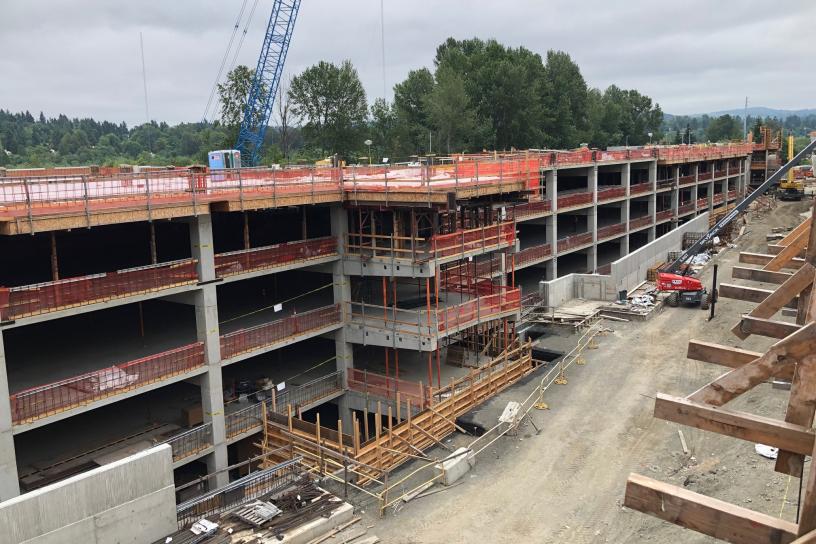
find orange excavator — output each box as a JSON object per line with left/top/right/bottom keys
{"left": 657, "top": 138, "right": 816, "bottom": 309}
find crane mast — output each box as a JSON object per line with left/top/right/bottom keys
{"left": 235, "top": 0, "right": 301, "bottom": 167}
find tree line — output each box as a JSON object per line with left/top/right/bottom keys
{"left": 14, "top": 37, "right": 807, "bottom": 169}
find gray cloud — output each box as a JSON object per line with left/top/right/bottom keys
{"left": 1, "top": 0, "right": 813, "bottom": 125}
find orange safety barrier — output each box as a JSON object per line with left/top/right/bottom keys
{"left": 430, "top": 222, "right": 515, "bottom": 259}
{"left": 436, "top": 288, "right": 520, "bottom": 332}
{"left": 629, "top": 182, "right": 652, "bottom": 195}
{"left": 347, "top": 368, "right": 426, "bottom": 408}
{"left": 0, "top": 259, "right": 198, "bottom": 321}
{"left": 10, "top": 342, "right": 205, "bottom": 424}
{"left": 557, "top": 192, "right": 593, "bottom": 209}
{"left": 597, "top": 186, "right": 626, "bottom": 201}
{"left": 656, "top": 210, "right": 674, "bottom": 222}
{"left": 214, "top": 236, "right": 337, "bottom": 278}
{"left": 220, "top": 304, "right": 341, "bottom": 360}
{"left": 655, "top": 144, "right": 753, "bottom": 162}
{"left": 679, "top": 174, "right": 695, "bottom": 186}
{"left": 556, "top": 149, "right": 593, "bottom": 165}
{"left": 629, "top": 148, "right": 656, "bottom": 160}
{"left": 629, "top": 216, "right": 652, "bottom": 230}
{"left": 678, "top": 202, "right": 695, "bottom": 215}
{"left": 516, "top": 243, "right": 552, "bottom": 266}
{"left": 513, "top": 199, "right": 552, "bottom": 219}
{"left": 557, "top": 232, "right": 593, "bottom": 252}
{"left": 596, "top": 150, "right": 630, "bottom": 162}
{"left": 597, "top": 223, "right": 626, "bottom": 240}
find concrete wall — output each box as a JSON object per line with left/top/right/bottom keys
{"left": 0, "top": 445, "right": 176, "bottom": 544}
{"left": 611, "top": 212, "right": 709, "bottom": 295}
{"left": 539, "top": 212, "right": 709, "bottom": 307}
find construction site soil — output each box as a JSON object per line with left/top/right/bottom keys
{"left": 356, "top": 199, "right": 813, "bottom": 543}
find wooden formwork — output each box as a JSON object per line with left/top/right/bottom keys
{"left": 624, "top": 204, "right": 816, "bottom": 543}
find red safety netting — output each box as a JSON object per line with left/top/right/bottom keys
{"left": 630, "top": 182, "right": 652, "bottom": 195}
{"left": 0, "top": 259, "right": 197, "bottom": 321}
{"left": 220, "top": 304, "right": 341, "bottom": 360}
{"left": 10, "top": 342, "right": 205, "bottom": 424}
{"left": 214, "top": 237, "right": 337, "bottom": 278}
{"left": 347, "top": 368, "right": 426, "bottom": 408}
{"left": 597, "top": 186, "right": 626, "bottom": 201}
{"left": 713, "top": 170, "right": 727, "bottom": 178}
{"left": 713, "top": 194, "right": 725, "bottom": 204}
{"left": 595, "top": 150, "right": 630, "bottom": 162}
{"left": 656, "top": 210, "right": 673, "bottom": 222}
{"left": 697, "top": 171, "right": 713, "bottom": 181}
{"left": 629, "top": 148, "right": 656, "bottom": 160}
{"left": 597, "top": 223, "right": 626, "bottom": 240}
{"left": 516, "top": 243, "right": 552, "bottom": 266}
{"left": 629, "top": 216, "right": 652, "bottom": 230}
{"left": 679, "top": 174, "right": 696, "bottom": 185}
{"left": 728, "top": 190, "right": 737, "bottom": 200}
{"left": 556, "top": 149, "right": 593, "bottom": 165}
{"left": 557, "top": 232, "right": 593, "bottom": 252}
{"left": 655, "top": 144, "right": 753, "bottom": 162}
{"left": 436, "top": 288, "right": 520, "bottom": 332}
{"left": 557, "top": 192, "right": 593, "bottom": 209}
{"left": 430, "top": 222, "right": 515, "bottom": 259}
{"left": 697, "top": 197, "right": 708, "bottom": 208}
{"left": 513, "top": 200, "right": 552, "bottom": 219}
{"left": 678, "top": 202, "right": 695, "bottom": 215}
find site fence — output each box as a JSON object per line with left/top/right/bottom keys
{"left": 220, "top": 304, "right": 341, "bottom": 360}
{"left": 176, "top": 458, "right": 301, "bottom": 529}
{"left": 516, "top": 243, "right": 552, "bottom": 267}
{"left": 557, "top": 232, "right": 593, "bottom": 252}
{"left": 0, "top": 259, "right": 197, "bottom": 321}
{"left": 10, "top": 342, "right": 205, "bottom": 425}
{"left": 629, "top": 216, "right": 653, "bottom": 230}
{"left": 597, "top": 223, "right": 626, "bottom": 240}
{"left": 557, "top": 192, "right": 593, "bottom": 209}
{"left": 214, "top": 236, "right": 337, "bottom": 278}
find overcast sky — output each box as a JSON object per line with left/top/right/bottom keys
{"left": 1, "top": 1, "right": 814, "bottom": 126}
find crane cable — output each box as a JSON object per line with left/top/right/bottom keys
{"left": 202, "top": 0, "right": 250, "bottom": 122}
{"left": 226, "top": 0, "right": 262, "bottom": 76}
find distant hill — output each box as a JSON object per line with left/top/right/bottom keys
{"left": 668, "top": 107, "right": 816, "bottom": 120}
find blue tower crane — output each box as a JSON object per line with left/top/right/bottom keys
{"left": 234, "top": 0, "right": 301, "bottom": 167}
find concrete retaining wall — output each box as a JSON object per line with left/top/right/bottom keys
{"left": 611, "top": 213, "right": 709, "bottom": 295}
{"left": 540, "top": 273, "right": 617, "bottom": 307}
{"left": 0, "top": 445, "right": 176, "bottom": 544}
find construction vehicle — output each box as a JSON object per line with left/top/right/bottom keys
{"left": 658, "top": 137, "right": 816, "bottom": 309}
{"left": 778, "top": 134, "right": 805, "bottom": 200}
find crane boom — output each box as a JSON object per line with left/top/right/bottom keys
{"left": 665, "top": 138, "right": 816, "bottom": 275}
{"left": 235, "top": 0, "right": 301, "bottom": 166}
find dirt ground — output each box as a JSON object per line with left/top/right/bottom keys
{"left": 353, "top": 199, "right": 813, "bottom": 543}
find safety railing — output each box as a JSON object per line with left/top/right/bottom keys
{"left": 516, "top": 243, "right": 553, "bottom": 266}
{"left": 655, "top": 210, "right": 674, "bottom": 222}
{"left": 0, "top": 259, "right": 197, "bottom": 321}
{"left": 557, "top": 232, "right": 593, "bottom": 252}
{"left": 655, "top": 143, "right": 753, "bottom": 161}
{"left": 597, "top": 223, "right": 626, "bottom": 240}
{"left": 713, "top": 169, "right": 727, "bottom": 178}
{"left": 656, "top": 178, "right": 675, "bottom": 189}
{"left": 557, "top": 192, "right": 593, "bottom": 209}
{"left": 697, "top": 197, "right": 708, "bottom": 208}
{"left": 727, "top": 190, "right": 737, "bottom": 200}
{"left": 556, "top": 149, "right": 594, "bottom": 165}
{"left": 220, "top": 304, "right": 342, "bottom": 361}
{"left": 629, "top": 148, "right": 656, "bottom": 160}
{"left": 629, "top": 216, "right": 652, "bottom": 230}
{"left": 10, "top": 342, "right": 205, "bottom": 425}
{"left": 176, "top": 459, "right": 301, "bottom": 529}
{"left": 713, "top": 193, "right": 725, "bottom": 204}
{"left": 678, "top": 202, "right": 695, "bottom": 215}
{"left": 629, "top": 182, "right": 652, "bottom": 195}
{"left": 437, "top": 288, "right": 521, "bottom": 332}
{"left": 0, "top": 167, "right": 343, "bottom": 222}
{"left": 160, "top": 423, "right": 214, "bottom": 463}
{"left": 596, "top": 263, "right": 612, "bottom": 275}
{"left": 442, "top": 259, "right": 501, "bottom": 284}
{"left": 597, "top": 186, "right": 626, "bottom": 201}
{"left": 595, "top": 150, "right": 630, "bottom": 162}
{"left": 679, "top": 174, "right": 695, "bottom": 185}
{"left": 214, "top": 236, "right": 337, "bottom": 278}
{"left": 513, "top": 199, "right": 552, "bottom": 219}
{"left": 698, "top": 171, "right": 713, "bottom": 181}
{"left": 347, "top": 368, "right": 426, "bottom": 409}
{"left": 431, "top": 222, "right": 515, "bottom": 259}
{"left": 224, "top": 371, "right": 344, "bottom": 439}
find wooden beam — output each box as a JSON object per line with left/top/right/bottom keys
{"left": 792, "top": 529, "right": 816, "bottom": 544}
{"left": 686, "top": 340, "right": 795, "bottom": 380}
{"left": 729, "top": 263, "right": 815, "bottom": 340}
{"left": 799, "top": 412, "right": 816, "bottom": 536}
{"left": 624, "top": 473, "right": 798, "bottom": 544}
{"left": 737, "top": 316, "right": 802, "bottom": 339}
{"left": 764, "top": 229, "right": 810, "bottom": 271}
{"left": 780, "top": 216, "right": 813, "bottom": 247}
{"left": 776, "top": 355, "right": 816, "bottom": 476}
{"left": 719, "top": 283, "right": 799, "bottom": 309}
{"left": 732, "top": 266, "right": 792, "bottom": 285}
{"left": 740, "top": 252, "right": 804, "bottom": 270}
{"left": 654, "top": 394, "right": 815, "bottom": 456}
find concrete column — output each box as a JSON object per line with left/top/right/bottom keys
{"left": 189, "top": 215, "right": 228, "bottom": 489}
{"left": 647, "top": 160, "right": 657, "bottom": 241}
{"left": 589, "top": 166, "right": 598, "bottom": 272}
{"left": 0, "top": 330, "right": 20, "bottom": 501}
{"left": 693, "top": 163, "right": 700, "bottom": 213}
{"left": 546, "top": 170, "right": 558, "bottom": 212}
{"left": 548, "top": 170, "right": 559, "bottom": 278}
{"left": 707, "top": 181, "right": 715, "bottom": 213}
{"left": 545, "top": 213, "right": 557, "bottom": 280}
{"left": 330, "top": 205, "right": 355, "bottom": 424}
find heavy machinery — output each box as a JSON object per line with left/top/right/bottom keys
{"left": 778, "top": 134, "right": 805, "bottom": 200}
{"left": 658, "top": 137, "right": 816, "bottom": 308}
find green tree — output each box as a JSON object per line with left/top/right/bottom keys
{"left": 705, "top": 114, "right": 741, "bottom": 142}
{"left": 424, "top": 66, "right": 479, "bottom": 153}
{"left": 217, "top": 65, "right": 259, "bottom": 146}
{"left": 393, "top": 68, "right": 435, "bottom": 155}
{"left": 369, "top": 98, "right": 399, "bottom": 160}
{"left": 289, "top": 60, "right": 368, "bottom": 158}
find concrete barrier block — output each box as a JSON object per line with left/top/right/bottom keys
{"left": 436, "top": 447, "right": 475, "bottom": 486}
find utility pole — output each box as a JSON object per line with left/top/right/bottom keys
{"left": 140, "top": 32, "right": 152, "bottom": 154}
{"left": 743, "top": 96, "right": 748, "bottom": 140}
